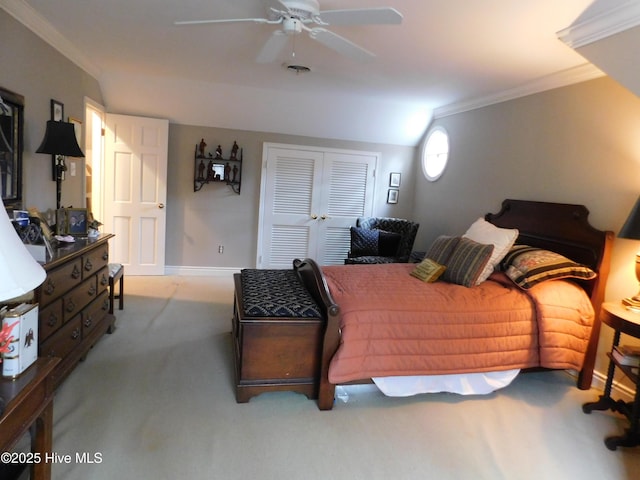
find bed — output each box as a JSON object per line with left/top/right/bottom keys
{"left": 293, "top": 199, "right": 613, "bottom": 410}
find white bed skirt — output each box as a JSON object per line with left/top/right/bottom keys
{"left": 372, "top": 370, "right": 520, "bottom": 397}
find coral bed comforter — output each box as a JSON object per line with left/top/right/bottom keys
{"left": 321, "top": 263, "right": 595, "bottom": 385}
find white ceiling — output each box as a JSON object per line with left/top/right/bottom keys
{"left": 4, "top": 0, "right": 607, "bottom": 145}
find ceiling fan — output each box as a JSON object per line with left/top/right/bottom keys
{"left": 174, "top": 0, "right": 403, "bottom": 63}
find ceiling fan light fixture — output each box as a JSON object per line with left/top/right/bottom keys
{"left": 280, "top": 0, "right": 320, "bottom": 20}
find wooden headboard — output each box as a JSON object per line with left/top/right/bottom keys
{"left": 486, "top": 199, "right": 614, "bottom": 389}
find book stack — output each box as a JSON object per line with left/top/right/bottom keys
{"left": 612, "top": 344, "right": 640, "bottom": 368}
{"left": 622, "top": 297, "right": 640, "bottom": 312}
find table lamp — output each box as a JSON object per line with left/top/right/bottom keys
{"left": 619, "top": 195, "right": 640, "bottom": 306}
{"left": 0, "top": 198, "right": 46, "bottom": 415}
{"left": 35, "top": 120, "right": 84, "bottom": 209}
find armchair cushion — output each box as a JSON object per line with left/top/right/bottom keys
{"left": 350, "top": 227, "right": 402, "bottom": 257}
{"left": 346, "top": 217, "right": 419, "bottom": 264}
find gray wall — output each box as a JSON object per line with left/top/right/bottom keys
{"left": 167, "top": 124, "right": 416, "bottom": 269}
{"left": 0, "top": 10, "right": 103, "bottom": 216}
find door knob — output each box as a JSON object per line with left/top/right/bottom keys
{"left": 321, "top": 214, "right": 329, "bottom": 220}
{"left": 158, "top": 203, "right": 165, "bottom": 209}
{"left": 311, "top": 214, "right": 318, "bottom": 219}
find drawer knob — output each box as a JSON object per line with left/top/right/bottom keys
{"left": 66, "top": 300, "right": 76, "bottom": 313}
{"left": 44, "top": 279, "right": 55, "bottom": 296}
{"left": 88, "top": 285, "right": 96, "bottom": 296}
{"left": 47, "top": 314, "right": 58, "bottom": 328}
{"left": 100, "top": 274, "right": 108, "bottom": 286}
{"left": 84, "top": 316, "right": 93, "bottom": 328}
{"left": 84, "top": 259, "right": 93, "bottom": 272}
{"left": 102, "top": 252, "right": 108, "bottom": 261}
{"left": 72, "top": 265, "right": 81, "bottom": 279}
{"left": 71, "top": 328, "right": 80, "bottom": 340}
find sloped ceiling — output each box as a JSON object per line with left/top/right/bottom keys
{"left": 558, "top": 0, "right": 640, "bottom": 99}
{"left": 2, "top": 0, "right": 605, "bottom": 146}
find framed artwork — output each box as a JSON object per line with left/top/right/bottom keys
{"left": 66, "top": 208, "right": 88, "bottom": 235}
{"left": 389, "top": 172, "right": 401, "bottom": 187}
{"left": 69, "top": 117, "right": 82, "bottom": 148}
{"left": 50, "top": 99, "right": 64, "bottom": 181}
{"left": 51, "top": 99, "right": 64, "bottom": 121}
{"left": 387, "top": 189, "right": 399, "bottom": 204}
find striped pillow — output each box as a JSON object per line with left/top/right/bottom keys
{"left": 441, "top": 238, "right": 494, "bottom": 287}
{"left": 500, "top": 245, "right": 597, "bottom": 289}
{"left": 425, "top": 235, "right": 461, "bottom": 264}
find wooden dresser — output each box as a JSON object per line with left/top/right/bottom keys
{"left": 35, "top": 234, "right": 116, "bottom": 388}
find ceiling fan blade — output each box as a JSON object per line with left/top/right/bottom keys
{"left": 309, "top": 28, "right": 374, "bottom": 62}
{"left": 318, "top": 7, "right": 403, "bottom": 26}
{"left": 256, "top": 30, "right": 290, "bottom": 63}
{"left": 174, "top": 17, "right": 274, "bottom": 26}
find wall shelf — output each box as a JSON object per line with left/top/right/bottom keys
{"left": 193, "top": 140, "right": 242, "bottom": 194}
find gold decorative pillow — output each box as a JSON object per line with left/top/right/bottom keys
{"left": 410, "top": 258, "right": 446, "bottom": 283}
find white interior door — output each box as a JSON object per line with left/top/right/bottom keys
{"left": 104, "top": 114, "right": 168, "bottom": 275}
{"left": 257, "top": 143, "right": 377, "bottom": 268}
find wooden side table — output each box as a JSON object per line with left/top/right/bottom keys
{"left": 0, "top": 357, "right": 59, "bottom": 480}
{"left": 583, "top": 302, "right": 640, "bottom": 450}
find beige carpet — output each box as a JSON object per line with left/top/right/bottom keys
{"left": 49, "top": 274, "right": 640, "bottom": 479}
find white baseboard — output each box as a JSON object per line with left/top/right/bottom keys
{"left": 164, "top": 265, "right": 240, "bottom": 277}
{"left": 588, "top": 369, "right": 635, "bottom": 402}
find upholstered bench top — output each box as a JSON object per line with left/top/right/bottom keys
{"left": 240, "top": 269, "right": 322, "bottom": 318}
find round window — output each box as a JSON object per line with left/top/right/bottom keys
{"left": 421, "top": 126, "right": 449, "bottom": 182}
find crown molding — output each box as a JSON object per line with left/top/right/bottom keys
{"left": 557, "top": 0, "right": 640, "bottom": 49}
{"left": 434, "top": 63, "right": 604, "bottom": 119}
{"left": 0, "top": 0, "right": 101, "bottom": 80}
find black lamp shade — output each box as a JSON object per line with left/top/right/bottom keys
{"left": 36, "top": 120, "right": 84, "bottom": 157}
{"left": 619, "top": 196, "right": 640, "bottom": 240}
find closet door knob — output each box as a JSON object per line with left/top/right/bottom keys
{"left": 311, "top": 214, "right": 318, "bottom": 219}
{"left": 158, "top": 203, "right": 165, "bottom": 209}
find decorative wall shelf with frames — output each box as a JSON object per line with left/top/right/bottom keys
{"left": 193, "top": 139, "right": 242, "bottom": 194}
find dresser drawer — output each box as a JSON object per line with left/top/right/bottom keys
{"left": 40, "top": 258, "right": 83, "bottom": 307}
{"left": 39, "top": 298, "right": 63, "bottom": 342}
{"left": 82, "top": 290, "right": 109, "bottom": 337}
{"left": 96, "top": 266, "right": 109, "bottom": 294}
{"left": 82, "top": 244, "right": 109, "bottom": 280}
{"left": 63, "top": 275, "right": 98, "bottom": 323}
{"left": 40, "top": 316, "right": 82, "bottom": 360}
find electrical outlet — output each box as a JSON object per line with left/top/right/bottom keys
{"left": 218, "top": 245, "right": 224, "bottom": 254}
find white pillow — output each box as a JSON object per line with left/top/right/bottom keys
{"left": 462, "top": 217, "right": 518, "bottom": 284}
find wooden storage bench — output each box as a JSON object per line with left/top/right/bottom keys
{"left": 232, "top": 268, "right": 324, "bottom": 403}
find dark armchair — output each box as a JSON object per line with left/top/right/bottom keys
{"left": 345, "top": 217, "right": 419, "bottom": 264}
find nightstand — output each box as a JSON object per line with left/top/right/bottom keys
{"left": 582, "top": 302, "right": 640, "bottom": 450}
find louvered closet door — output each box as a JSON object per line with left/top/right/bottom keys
{"left": 314, "top": 152, "right": 376, "bottom": 265}
{"left": 258, "top": 144, "right": 377, "bottom": 268}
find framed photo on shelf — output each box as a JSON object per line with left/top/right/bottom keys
{"left": 387, "top": 189, "right": 399, "bottom": 204}
{"left": 56, "top": 208, "right": 88, "bottom": 235}
{"left": 389, "top": 172, "right": 401, "bottom": 187}
{"left": 66, "top": 208, "right": 88, "bottom": 235}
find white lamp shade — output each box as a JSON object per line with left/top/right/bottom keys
{"left": 0, "top": 200, "right": 46, "bottom": 302}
